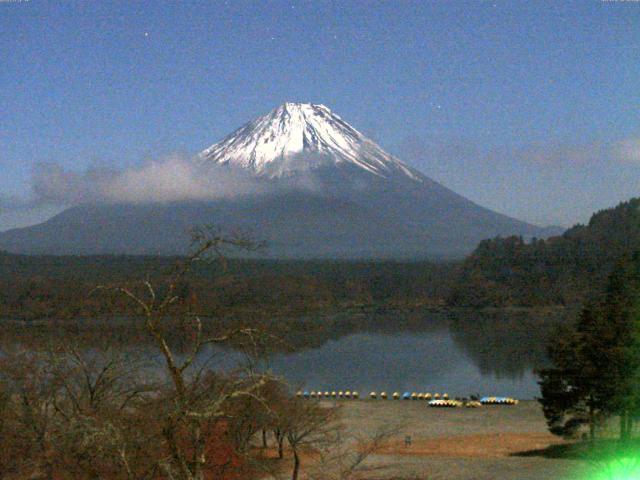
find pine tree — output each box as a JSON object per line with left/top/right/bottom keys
{"left": 539, "top": 252, "right": 640, "bottom": 440}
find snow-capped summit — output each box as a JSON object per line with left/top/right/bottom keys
{"left": 199, "top": 102, "right": 421, "bottom": 180}
{"left": 0, "top": 101, "right": 554, "bottom": 257}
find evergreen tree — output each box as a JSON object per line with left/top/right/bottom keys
{"left": 599, "top": 252, "right": 640, "bottom": 438}
{"left": 538, "top": 252, "right": 640, "bottom": 440}
{"left": 538, "top": 313, "right": 605, "bottom": 439}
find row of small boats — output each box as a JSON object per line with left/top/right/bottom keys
{"left": 297, "top": 390, "right": 361, "bottom": 399}
{"left": 479, "top": 396, "right": 519, "bottom": 405}
{"left": 295, "top": 391, "right": 518, "bottom": 406}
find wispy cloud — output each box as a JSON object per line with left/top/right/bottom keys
{"left": 509, "top": 136, "right": 640, "bottom": 167}
{"left": 397, "top": 134, "right": 640, "bottom": 228}
{"left": 511, "top": 136, "right": 640, "bottom": 167}
{"left": 612, "top": 137, "right": 640, "bottom": 163}
{"left": 511, "top": 141, "right": 608, "bottom": 167}
{"left": 31, "top": 155, "right": 265, "bottom": 206}
{"left": 399, "top": 134, "right": 640, "bottom": 172}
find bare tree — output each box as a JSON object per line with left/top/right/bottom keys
{"left": 48, "top": 346, "right": 159, "bottom": 480}
{"left": 261, "top": 380, "right": 291, "bottom": 459}
{"left": 283, "top": 398, "right": 337, "bottom": 480}
{"left": 0, "top": 227, "right": 361, "bottom": 480}
{"left": 50, "top": 345, "right": 149, "bottom": 416}
{"left": 97, "top": 226, "right": 273, "bottom": 480}
{"left": 308, "top": 423, "right": 403, "bottom": 480}
{"left": 0, "top": 349, "right": 62, "bottom": 479}
{"left": 0, "top": 344, "right": 162, "bottom": 480}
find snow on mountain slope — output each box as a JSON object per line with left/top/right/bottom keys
{"left": 0, "top": 102, "right": 556, "bottom": 258}
{"left": 199, "top": 102, "right": 422, "bottom": 181}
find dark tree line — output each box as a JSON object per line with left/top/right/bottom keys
{"left": 0, "top": 251, "right": 456, "bottom": 322}
{"left": 538, "top": 252, "right": 640, "bottom": 440}
{"left": 449, "top": 198, "right": 640, "bottom": 308}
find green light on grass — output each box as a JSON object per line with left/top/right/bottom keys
{"left": 590, "top": 457, "right": 640, "bottom": 480}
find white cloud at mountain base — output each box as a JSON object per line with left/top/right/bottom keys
{"left": 31, "top": 155, "right": 266, "bottom": 206}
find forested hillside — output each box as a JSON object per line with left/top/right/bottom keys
{"left": 448, "top": 198, "right": 640, "bottom": 307}
{"left": 4, "top": 197, "right": 638, "bottom": 316}
{"left": 0, "top": 253, "right": 457, "bottom": 321}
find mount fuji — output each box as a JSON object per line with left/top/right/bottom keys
{"left": 0, "top": 103, "right": 558, "bottom": 258}
{"left": 199, "top": 102, "right": 421, "bottom": 181}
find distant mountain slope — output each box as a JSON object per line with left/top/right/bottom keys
{"left": 0, "top": 103, "right": 556, "bottom": 258}
{"left": 448, "top": 198, "right": 640, "bottom": 307}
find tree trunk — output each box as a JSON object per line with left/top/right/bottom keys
{"left": 163, "top": 421, "right": 193, "bottom": 480}
{"left": 292, "top": 449, "right": 300, "bottom": 480}
{"left": 589, "top": 404, "right": 595, "bottom": 441}
{"left": 262, "top": 429, "right": 268, "bottom": 448}
{"left": 43, "top": 459, "right": 54, "bottom": 480}
{"left": 193, "top": 424, "right": 206, "bottom": 480}
{"left": 620, "top": 410, "right": 630, "bottom": 440}
{"left": 275, "top": 430, "right": 284, "bottom": 459}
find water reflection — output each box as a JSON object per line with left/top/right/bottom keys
{"left": 2, "top": 308, "right": 570, "bottom": 399}
{"left": 257, "top": 309, "right": 567, "bottom": 399}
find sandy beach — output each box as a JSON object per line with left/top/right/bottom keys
{"left": 325, "top": 399, "right": 592, "bottom": 480}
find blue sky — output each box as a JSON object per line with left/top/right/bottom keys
{"left": 2, "top": 0, "right": 639, "bottom": 230}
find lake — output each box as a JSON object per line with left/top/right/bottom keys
{"left": 2, "top": 308, "right": 569, "bottom": 400}
{"left": 205, "top": 308, "right": 569, "bottom": 400}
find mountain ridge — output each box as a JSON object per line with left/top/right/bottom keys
{"left": 0, "top": 102, "right": 558, "bottom": 258}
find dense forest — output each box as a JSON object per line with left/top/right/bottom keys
{"left": 3, "top": 197, "right": 640, "bottom": 320}
{"left": 448, "top": 198, "right": 640, "bottom": 308}
{"left": 0, "top": 252, "right": 458, "bottom": 321}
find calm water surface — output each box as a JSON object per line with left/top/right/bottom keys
{"left": 210, "top": 309, "right": 567, "bottom": 400}
{"left": 267, "top": 331, "right": 539, "bottom": 398}
{"left": 8, "top": 308, "right": 568, "bottom": 400}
